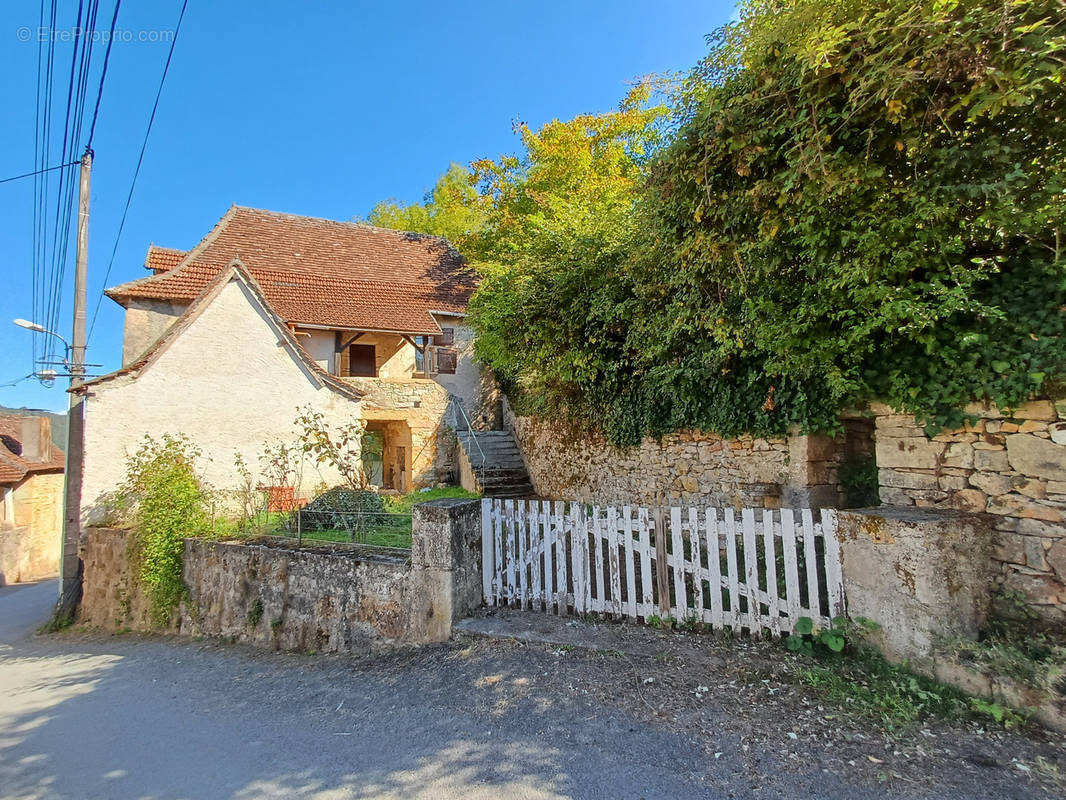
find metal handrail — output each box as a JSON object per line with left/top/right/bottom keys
{"left": 447, "top": 398, "right": 488, "bottom": 473}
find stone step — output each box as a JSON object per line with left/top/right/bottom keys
{"left": 479, "top": 473, "right": 532, "bottom": 486}
{"left": 483, "top": 484, "right": 537, "bottom": 499}
{"left": 456, "top": 428, "right": 533, "bottom": 498}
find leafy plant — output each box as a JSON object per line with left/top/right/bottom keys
{"left": 232, "top": 453, "right": 264, "bottom": 532}
{"left": 246, "top": 596, "right": 264, "bottom": 627}
{"left": 839, "top": 454, "right": 880, "bottom": 508}
{"left": 798, "top": 646, "right": 1029, "bottom": 731}
{"left": 120, "top": 434, "right": 213, "bottom": 626}
{"left": 377, "top": 0, "right": 1066, "bottom": 447}
{"left": 295, "top": 406, "right": 373, "bottom": 490}
{"left": 786, "top": 615, "right": 877, "bottom": 655}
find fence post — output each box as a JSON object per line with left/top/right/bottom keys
{"left": 409, "top": 498, "right": 483, "bottom": 643}
{"left": 481, "top": 498, "right": 493, "bottom": 604}
{"left": 654, "top": 507, "right": 670, "bottom": 618}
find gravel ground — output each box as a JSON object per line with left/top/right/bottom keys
{"left": 461, "top": 608, "right": 1066, "bottom": 798}
{"left": 2, "top": 582, "right": 1063, "bottom": 799}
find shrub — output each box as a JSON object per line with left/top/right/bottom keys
{"left": 467, "top": 0, "right": 1066, "bottom": 444}
{"left": 119, "top": 434, "right": 213, "bottom": 625}
{"left": 304, "top": 487, "right": 385, "bottom": 514}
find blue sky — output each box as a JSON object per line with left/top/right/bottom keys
{"left": 0, "top": 0, "right": 733, "bottom": 412}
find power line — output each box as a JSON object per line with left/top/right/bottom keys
{"left": 42, "top": 0, "right": 99, "bottom": 363}
{"left": 86, "top": 0, "right": 122, "bottom": 149}
{"left": 40, "top": 0, "right": 90, "bottom": 361}
{"left": 0, "top": 161, "right": 80, "bottom": 187}
{"left": 88, "top": 0, "right": 189, "bottom": 343}
{"left": 0, "top": 374, "right": 36, "bottom": 389}
{"left": 31, "top": 0, "right": 58, "bottom": 368}
{"left": 47, "top": 0, "right": 99, "bottom": 348}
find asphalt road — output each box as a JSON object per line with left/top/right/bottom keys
{"left": 0, "top": 581, "right": 1055, "bottom": 800}
{"left": 0, "top": 581, "right": 720, "bottom": 800}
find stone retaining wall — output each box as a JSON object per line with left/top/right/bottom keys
{"left": 872, "top": 400, "right": 1066, "bottom": 628}
{"left": 507, "top": 409, "right": 848, "bottom": 510}
{"left": 838, "top": 507, "right": 992, "bottom": 665}
{"left": 79, "top": 499, "right": 483, "bottom": 652}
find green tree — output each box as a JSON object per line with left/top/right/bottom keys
{"left": 475, "top": 0, "right": 1066, "bottom": 444}
{"left": 637, "top": 0, "right": 1066, "bottom": 435}
{"left": 363, "top": 163, "right": 489, "bottom": 255}
{"left": 467, "top": 83, "right": 669, "bottom": 432}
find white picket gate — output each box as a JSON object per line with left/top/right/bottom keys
{"left": 480, "top": 498, "right": 845, "bottom": 635}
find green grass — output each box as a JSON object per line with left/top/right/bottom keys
{"left": 795, "top": 647, "right": 1029, "bottom": 732}
{"left": 281, "top": 487, "right": 478, "bottom": 549}
{"left": 297, "top": 515, "right": 413, "bottom": 548}
{"left": 206, "top": 487, "right": 479, "bottom": 549}
{"left": 380, "top": 486, "right": 479, "bottom": 514}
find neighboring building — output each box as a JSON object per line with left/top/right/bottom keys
{"left": 0, "top": 415, "right": 65, "bottom": 585}
{"left": 80, "top": 206, "right": 499, "bottom": 521}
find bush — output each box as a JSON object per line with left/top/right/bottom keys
{"left": 119, "top": 434, "right": 213, "bottom": 625}
{"left": 467, "top": 0, "right": 1066, "bottom": 445}
{"left": 304, "top": 487, "right": 385, "bottom": 514}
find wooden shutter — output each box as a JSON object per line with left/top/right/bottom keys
{"left": 348, "top": 344, "right": 377, "bottom": 377}
{"left": 434, "top": 327, "right": 455, "bottom": 346}
{"left": 436, "top": 347, "right": 458, "bottom": 374}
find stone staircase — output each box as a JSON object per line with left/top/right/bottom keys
{"left": 457, "top": 430, "right": 536, "bottom": 499}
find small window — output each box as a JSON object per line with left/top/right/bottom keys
{"left": 414, "top": 336, "right": 428, "bottom": 374}
{"left": 436, "top": 347, "right": 458, "bottom": 375}
{"left": 434, "top": 327, "right": 455, "bottom": 346}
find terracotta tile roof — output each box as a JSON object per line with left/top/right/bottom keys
{"left": 83, "top": 260, "right": 364, "bottom": 403}
{"left": 0, "top": 416, "right": 65, "bottom": 485}
{"left": 144, "top": 245, "right": 187, "bottom": 273}
{"left": 109, "top": 206, "right": 476, "bottom": 334}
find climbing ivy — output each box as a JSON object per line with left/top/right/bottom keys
{"left": 376, "top": 1, "right": 1066, "bottom": 445}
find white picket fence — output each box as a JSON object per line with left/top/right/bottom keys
{"left": 480, "top": 498, "right": 845, "bottom": 636}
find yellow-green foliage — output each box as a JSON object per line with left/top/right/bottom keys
{"left": 369, "top": 2, "right": 1066, "bottom": 446}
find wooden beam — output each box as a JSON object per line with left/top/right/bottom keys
{"left": 400, "top": 334, "right": 425, "bottom": 352}
{"left": 337, "top": 331, "right": 366, "bottom": 352}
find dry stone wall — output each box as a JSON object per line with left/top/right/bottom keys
{"left": 507, "top": 411, "right": 846, "bottom": 509}
{"left": 78, "top": 499, "right": 484, "bottom": 652}
{"left": 873, "top": 399, "right": 1066, "bottom": 627}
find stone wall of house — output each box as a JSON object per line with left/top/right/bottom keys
{"left": 0, "top": 472, "right": 63, "bottom": 585}
{"left": 83, "top": 277, "right": 364, "bottom": 522}
{"left": 79, "top": 499, "right": 483, "bottom": 650}
{"left": 872, "top": 399, "right": 1066, "bottom": 628}
{"left": 506, "top": 407, "right": 848, "bottom": 509}
{"left": 121, "top": 297, "right": 188, "bottom": 366}
{"left": 343, "top": 377, "right": 457, "bottom": 488}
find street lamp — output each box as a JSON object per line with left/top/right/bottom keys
{"left": 12, "top": 319, "right": 76, "bottom": 376}
{"left": 13, "top": 318, "right": 73, "bottom": 355}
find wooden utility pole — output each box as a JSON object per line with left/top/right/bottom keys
{"left": 57, "top": 148, "right": 91, "bottom": 618}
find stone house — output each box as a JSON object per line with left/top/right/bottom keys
{"left": 0, "top": 415, "right": 65, "bottom": 584}
{"left": 80, "top": 206, "right": 495, "bottom": 520}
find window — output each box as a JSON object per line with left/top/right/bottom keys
{"left": 414, "top": 335, "right": 428, "bottom": 375}
{"left": 347, "top": 344, "right": 376, "bottom": 377}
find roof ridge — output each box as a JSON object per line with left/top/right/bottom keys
{"left": 229, "top": 204, "right": 458, "bottom": 247}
